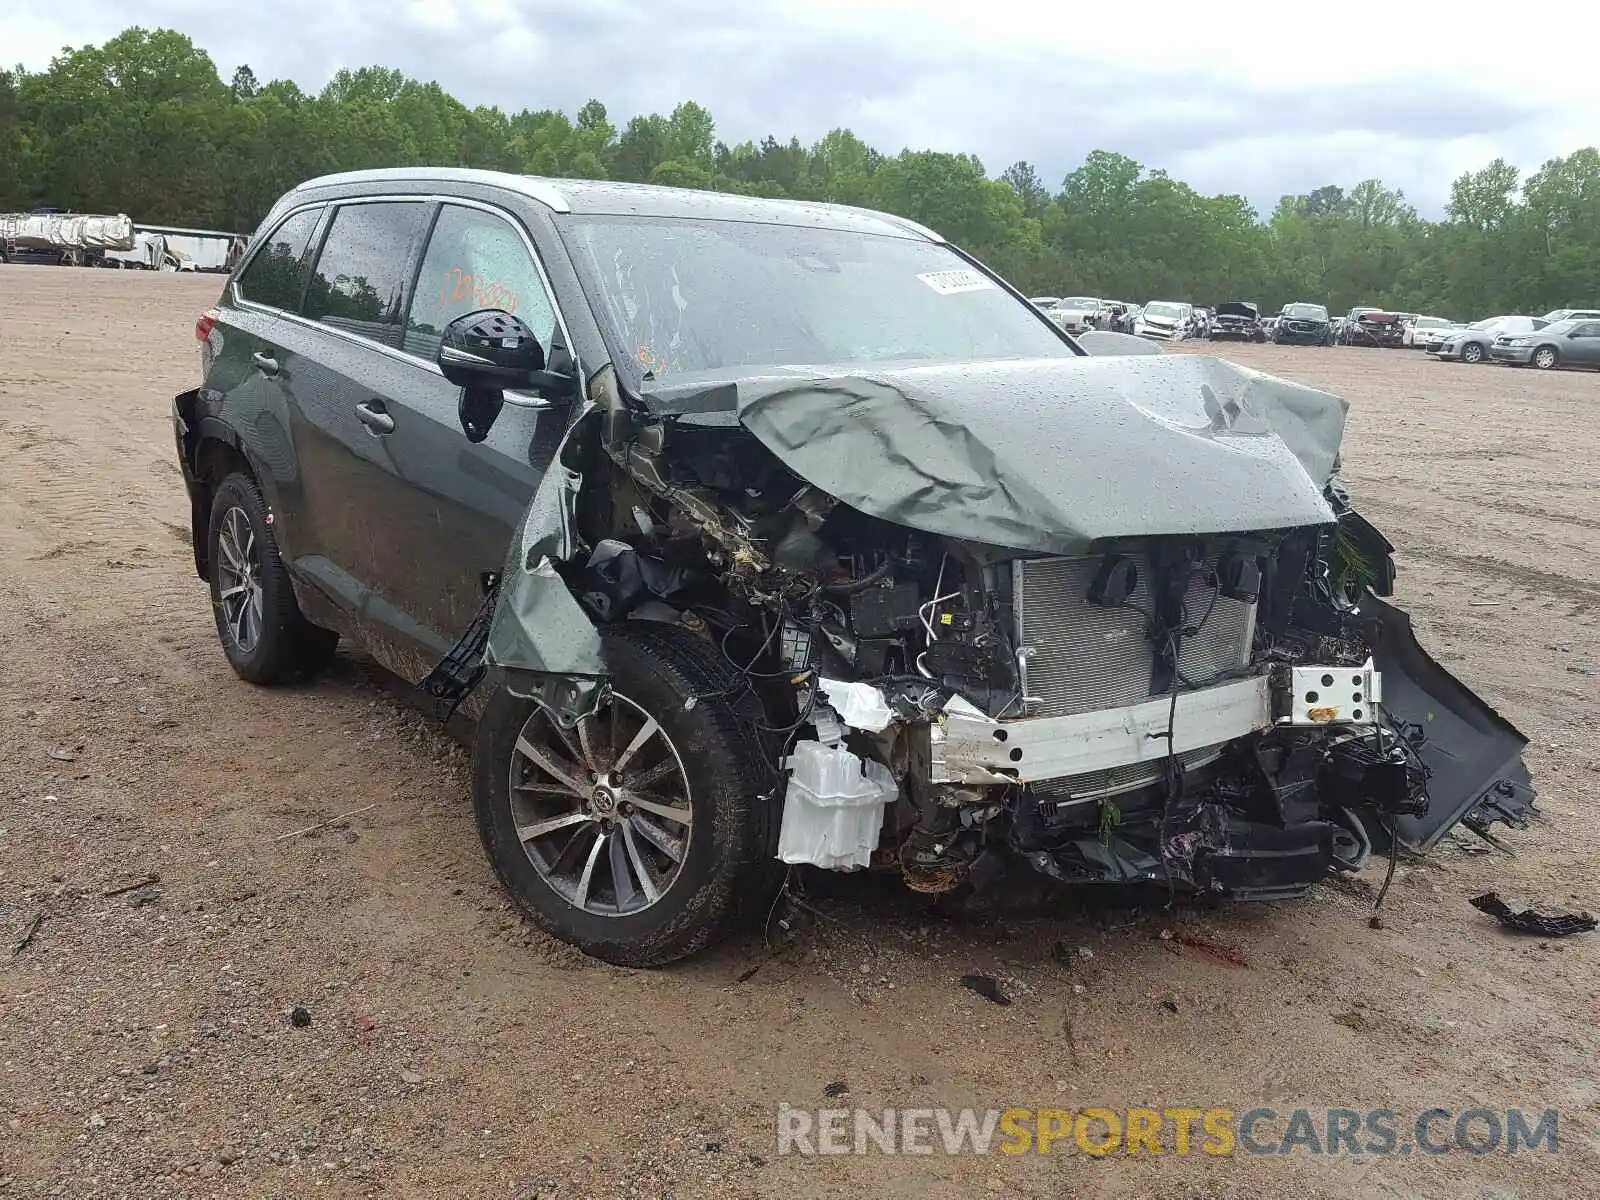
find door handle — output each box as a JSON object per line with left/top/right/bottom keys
{"left": 355, "top": 400, "right": 395, "bottom": 435}
{"left": 251, "top": 351, "right": 279, "bottom": 376}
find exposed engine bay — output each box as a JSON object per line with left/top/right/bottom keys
{"left": 426, "top": 355, "right": 1538, "bottom": 907}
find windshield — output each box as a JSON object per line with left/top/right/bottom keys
{"left": 1541, "top": 310, "right": 1572, "bottom": 323}
{"left": 1415, "top": 317, "right": 1450, "bottom": 329}
{"left": 561, "top": 216, "right": 1072, "bottom": 379}
{"left": 1144, "top": 302, "right": 1183, "bottom": 319}
{"left": 1468, "top": 317, "right": 1500, "bottom": 330}
{"left": 1284, "top": 303, "right": 1328, "bottom": 320}
{"left": 1537, "top": 319, "right": 1579, "bottom": 335}
{"left": 1059, "top": 297, "right": 1099, "bottom": 309}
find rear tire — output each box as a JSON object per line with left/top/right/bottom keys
{"left": 206, "top": 472, "right": 337, "bottom": 684}
{"left": 1533, "top": 345, "right": 1559, "bottom": 370}
{"left": 472, "top": 623, "right": 782, "bottom": 967}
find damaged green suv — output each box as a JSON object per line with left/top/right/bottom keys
{"left": 174, "top": 168, "right": 1537, "bottom": 966}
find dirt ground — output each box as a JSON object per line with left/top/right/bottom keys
{"left": 0, "top": 266, "right": 1596, "bottom": 1200}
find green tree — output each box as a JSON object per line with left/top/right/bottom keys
{"left": 9, "top": 24, "right": 1599, "bottom": 322}
{"left": 1000, "top": 161, "right": 1049, "bottom": 216}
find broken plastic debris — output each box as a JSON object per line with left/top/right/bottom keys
{"left": 1469, "top": 892, "right": 1596, "bottom": 937}
{"left": 815, "top": 678, "right": 895, "bottom": 732}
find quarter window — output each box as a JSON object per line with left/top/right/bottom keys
{"left": 404, "top": 204, "right": 557, "bottom": 362}
{"left": 235, "top": 208, "right": 320, "bottom": 311}
{"left": 302, "top": 202, "right": 429, "bottom": 347}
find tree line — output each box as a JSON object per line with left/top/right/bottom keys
{"left": 3, "top": 27, "right": 1597, "bottom": 317}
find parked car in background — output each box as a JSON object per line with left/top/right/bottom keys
{"left": 1097, "top": 300, "right": 1138, "bottom": 331}
{"left": 1046, "top": 296, "right": 1108, "bottom": 334}
{"left": 1336, "top": 307, "right": 1381, "bottom": 345}
{"left": 1539, "top": 308, "right": 1600, "bottom": 324}
{"left": 1133, "top": 300, "right": 1191, "bottom": 339}
{"left": 1209, "top": 301, "right": 1266, "bottom": 342}
{"left": 1114, "top": 302, "right": 1142, "bottom": 334}
{"left": 1489, "top": 318, "right": 1600, "bottom": 370}
{"left": 1273, "top": 302, "right": 1333, "bottom": 345}
{"left": 1344, "top": 310, "right": 1408, "bottom": 348}
{"left": 1029, "top": 296, "right": 1061, "bottom": 310}
{"left": 1431, "top": 315, "right": 1547, "bottom": 364}
{"left": 1404, "top": 316, "right": 1462, "bottom": 349}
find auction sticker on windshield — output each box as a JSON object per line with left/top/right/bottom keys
{"left": 917, "top": 269, "right": 997, "bottom": 295}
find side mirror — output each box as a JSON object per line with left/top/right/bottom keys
{"left": 436, "top": 309, "right": 573, "bottom": 443}
{"left": 438, "top": 308, "right": 545, "bottom": 385}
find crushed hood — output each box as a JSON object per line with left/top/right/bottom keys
{"left": 649, "top": 355, "right": 1346, "bottom": 555}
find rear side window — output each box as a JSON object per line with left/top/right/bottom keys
{"left": 403, "top": 204, "right": 557, "bottom": 361}
{"left": 302, "top": 202, "right": 429, "bottom": 348}
{"left": 235, "top": 208, "right": 320, "bottom": 311}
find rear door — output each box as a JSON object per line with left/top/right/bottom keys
{"left": 277, "top": 199, "right": 437, "bottom": 674}
{"left": 210, "top": 205, "right": 325, "bottom": 565}
{"left": 361, "top": 199, "right": 572, "bottom": 657}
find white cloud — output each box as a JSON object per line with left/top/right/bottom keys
{"left": 9, "top": 0, "right": 1597, "bottom": 214}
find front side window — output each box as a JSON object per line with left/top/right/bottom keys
{"left": 404, "top": 204, "right": 557, "bottom": 362}
{"left": 302, "top": 202, "right": 429, "bottom": 347}
{"left": 235, "top": 207, "right": 320, "bottom": 311}
{"left": 561, "top": 216, "right": 1071, "bottom": 381}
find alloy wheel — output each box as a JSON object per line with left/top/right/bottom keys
{"left": 215, "top": 505, "right": 264, "bottom": 653}
{"left": 1534, "top": 347, "right": 1557, "bottom": 370}
{"left": 508, "top": 691, "right": 694, "bottom": 916}
{"left": 1463, "top": 343, "right": 1483, "bottom": 363}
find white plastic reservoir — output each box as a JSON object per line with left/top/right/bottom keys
{"left": 776, "top": 740, "right": 897, "bottom": 871}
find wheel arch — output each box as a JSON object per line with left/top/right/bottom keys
{"left": 187, "top": 418, "right": 290, "bottom": 579}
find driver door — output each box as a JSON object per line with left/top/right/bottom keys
{"left": 350, "top": 200, "right": 571, "bottom": 666}
{"left": 1568, "top": 321, "right": 1600, "bottom": 366}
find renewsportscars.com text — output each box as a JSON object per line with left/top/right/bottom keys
{"left": 775, "top": 1105, "right": 1560, "bottom": 1157}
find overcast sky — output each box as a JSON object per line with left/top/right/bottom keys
{"left": 11, "top": 0, "right": 1594, "bottom": 216}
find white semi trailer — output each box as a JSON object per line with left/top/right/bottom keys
{"left": 0, "top": 211, "right": 135, "bottom": 265}
{"left": 131, "top": 224, "right": 248, "bottom": 272}
{"left": 1, "top": 212, "right": 245, "bottom": 272}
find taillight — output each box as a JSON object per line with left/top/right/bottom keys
{"left": 195, "top": 309, "right": 218, "bottom": 342}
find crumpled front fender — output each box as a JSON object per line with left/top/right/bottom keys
{"left": 483, "top": 401, "right": 607, "bottom": 725}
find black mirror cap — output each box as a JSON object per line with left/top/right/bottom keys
{"left": 436, "top": 309, "right": 546, "bottom": 388}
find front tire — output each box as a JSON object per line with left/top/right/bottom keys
{"left": 206, "top": 472, "right": 337, "bottom": 683}
{"left": 472, "top": 623, "right": 781, "bottom": 967}
{"left": 1462, "top": 341, "right": 1485, "bottom": 364}
{"left": 1533, "top": 345, "right": 1559, "bottom": 370}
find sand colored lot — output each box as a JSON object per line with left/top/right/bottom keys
{"left": 1, "top": 266, "right": 1596, "bottom": 1198}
